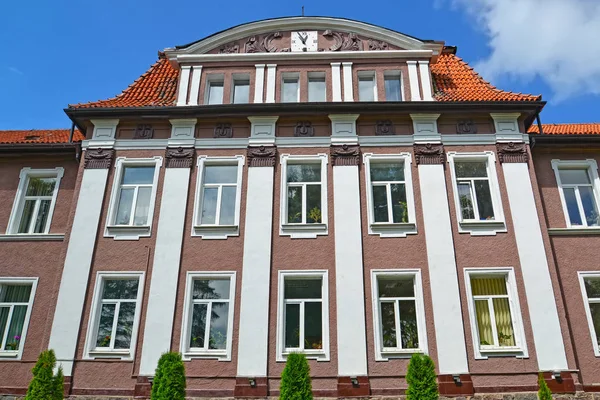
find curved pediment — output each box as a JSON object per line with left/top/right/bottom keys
{"left": 165, "top": 17, "right": 443, "bottom": 56}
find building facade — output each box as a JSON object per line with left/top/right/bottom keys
{"left": 1, "top": 16, "right": 600, "bottom": 398}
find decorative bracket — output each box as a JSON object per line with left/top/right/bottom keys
{"left": 84, "top": 148, "right": 115, "bottom": 169}
{"left": 497, "top": 142, "right": 529, "bottom": 163}
{"left": 331, "top": 144, "right": 360, "bottom": 166}
{"left": 247, "top": 145, "right": 277, "bottom": 167}
{"left": 165, "top": 147, "right": 195, "bottom": 168}
{"left": 414, "top": 143, "right": 445, "bottom": 165}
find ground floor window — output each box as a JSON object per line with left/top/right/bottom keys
{"left": 0, "top": 279, "right": 37, "bottom": 358}
{"left": 579, "top": 272, "right": 600, "bottom": 356}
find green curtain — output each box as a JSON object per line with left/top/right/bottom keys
{"left": 0, "top": 284, "right": 32, "bottom": 350}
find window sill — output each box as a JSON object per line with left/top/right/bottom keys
{"left": 0, "top": 351, "right": 19, "bottom": 358}
{"left": 87, "top": 349, "right": 132, "bottom": 360}
{"left": 548, "top": 227, "right": 600, "bottom": 236}
{"left": 476, "top": 346, "right": 527, "bottom": 359}
{"left": 0, "top": 234, "right": 65, "bottom": 242}
{"left": 458, "top": 220, "right": 506, "bottom": 236}
{"left": 278, "top": 350, "right": 329, "bottom": 362}
{"left": 182, "top": 350, "right": 230, "bottom": 361}
{"left": 105, "top": 225, "right": 151, "bottom": 241}
{"left": 376, "top": 349, "right": 425, "bottom": 361}
{"left": 369, "top": 222, "right": 417, "bottom": 238}
{"left": 192, "top": 224, "right": 239, "bottom": 239}
{"left": 281, "top": 223, "right": 328, "bottom": 239}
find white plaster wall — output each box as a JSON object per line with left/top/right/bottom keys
{"left": 333, "top": 165, "right": 368, "bottom": 376}
{"left": 503, "top": 162, "right": 568, "bottom": 370}
{"left": 419, "top": 164, "right": 469, "bottom": 374}
{"left": 236, "top": 167, "right": 274, "bottom": 377}
{"left": 139, "top": 167, "right": 191, "bottom": 376}
{"left": 48, "top": 168, "right": 109, "bottom": 376}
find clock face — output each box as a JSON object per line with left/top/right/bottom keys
{"left": 291, "top": 31, "right": 318, "bottom": 52}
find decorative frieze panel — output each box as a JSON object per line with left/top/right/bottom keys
{"left": 245, "top": 32, "right": 290, "bottom": 53}
{"left": 165, "top": 147, "right": 195, "bottom": 168}
{"left": 368, "top": 39, "right": 389, "bottom": 50}
{"left": 497, "top": 142, "right": 529, "bottom": 164}
{"left": 134, "top": 124, "right": 154, "bottom": 139}
{"left": 219, "top": 42, "right": 240, "bottom": 54}
{"left": 331, "top": 144, "right": 360, "bottom": 166}
{"left": 294, "top": 121, "right": 314, "bottom": 137}
{"left": 323, "top": 30, "right": 362, "bottom": 51}
{"left": 414, "top": 143, "right": 445, "bottom": 165}
{"left": 247, "top": 145, "right": 277, "bottom": 167}
{"left": 84, "top": 148, "right": 114, "bottom": 169}
{"left": 457, "top": 120, "right": 477, "bottom": 135}
{"left": 214, "top": 123, "right": 233, "bottom": 138}
{"left": 375, "top": 120, "right": 395, "bottom": 136}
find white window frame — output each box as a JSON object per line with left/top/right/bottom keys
{"left": 363, "top": 153, "right": 417, "bottom": 237}
{"left": 551, "top": 159, "right": 600, "bottom": 229}
{"left": 205, "top": 74, "right": 225, "bottom": 105}
{"left": 464, "top": 267, "right": 528, "bottom": 359}
{"left": 279, "top": 153, "right": 328, "bottom": 238}
{"left": 231, "top": 74, "right": 250, "bottom": 104}
{"left": 383, "top": 70, "right": 404, "bottom": 101}
{"left": 281, "top": 72, "right": 300, "bottom": 103}
{"left": 307, "top": 72, "right": 327, "bottom": 102}
{"left": 448, "top": 152, "right": 506, "bottom": 236}
{"left": 105, "top": 157, "right": 163, "bottom": 240}
{"left": 84, "top": 271, "right": 145, "bottom": 360}
{"left": 7, "top": 167, "right": 64, "bottom": 235}
{"left": 358, "top": 71, "right": 377, "bottom": 102}
{"left": 371, "top": 270, "right": 427, "bottom": 361}
{"left": 180, "top": 271, "right": 236, "bottom": 361}
{"left": 0, "top": 277, "right": 38, "bottom": 360}
{"left": 578, "top": 271, "right": 600, "bottom": 357}
{"left": 276, "top": 270, "right": 329, "bottom": 362}
{"left": 192, "top": 156, "right": 245, "bottom": 239}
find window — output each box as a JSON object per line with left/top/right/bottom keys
{"left": 465, "top": 268, "right": 527, "bottom": 359}
{"left": 282, "top": 74, "right": 300, "bottom": 103}
{"left": 280, "top": 154, "right": 328, "bottom": 238}
{"left": 181, "top": 272, "right": 235, "bottom": 360}
{"left": 105, "top": 157, "right": 162, "bottom": 240}
{"left": 578, "top": 272, "right": 600, "bottom": 356}
{"left": 7, "top": 168, "right": 64, "bottom": 235}
{"left": 364, "top": 154, "right": 416, "bottom": 237}
{"left": 552, "top": 160, "right": 600, "bottom": 228}
{"left": 277, "top": 271, "right": 329, "bottom": 361}
{"left": 85, "top": 273, "right": 144, "bottom": 359}
{"left": 0, "top": 279, "right": 37, "bottom": 358}
{"left": 232, "top": 76, "right": 250, "bottom": 104}
{"left": 308, "top": 73, "right": 326, "bottom": 102}
{"left": 206, "top": 78, "right": 224, "bottom": 105}
{"left": 193, "top": 156, "right": 244, "bottom": 238}
{"left": 358, "top": 72, "right": 377, "bottom": 101}
{"left": 384, "top": 71, "right": 402, "bottom": 101}
{"left": 371, "top": 271, "right": 427, "bottom": 360}
{"left": 448, "top": 152, "right": 506, "bottom": 235}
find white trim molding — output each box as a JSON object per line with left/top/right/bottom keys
{"left": 407, "top": 61, "right": 421, "bottom": 101}
{"left": 254, "top": 64, "right": 265, "bottom": 103}
{"left": 6, "top": 167, "right": 64, "bottom": 236}
{"left": 447, "top": 151, "right": 507, "bottom": 236}
{"left": 418, "top": 60, "right": 433, "bottom": 101}
{"left": 342, "top": 62, "right": 353, "bottom": 102}
{"left": 578, "top": 271, "right": 600, "bottom": 357}
{"left": 192, "top": 155, "right": 245, "bottom": 239}
{"left": 104, "top": 157, "right": 163, "bottom": 240}
{"left": 464, "top": 267, "right": 529, "bottom": 360}
{"left": 363, "top": 153, "right": 417, "bottom": 237}
{"left": 370, "top": 270, "right": 428, "bottom": 361}
{"left": 83, "top": 271, "right": 145, "bottom": 361}
{"left": 180, "top": 271, "right": 236, "bottom": 361}
{"left": 330, "top": 62, "right": 342, "bottom": 102}
{"left": 248, "top": 116, "right": 278, "bottom": 146}
{"left": 276, "top": 270, "right": 330, "bottom": 362}
{"left": 551, "top": 159, "right": 600, "bottom": 229}
{"left": 279, "top": 153, "right": 329, "bottom": 238}
{"left": 0, "top": 277, "right": 38, "bottom": 360}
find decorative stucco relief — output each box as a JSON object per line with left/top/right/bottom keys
{"left": 331, "top": 144, "right": 360, "bottom": 166}
{"left": 214, "top": 123, "right": 233, "bottom": 138}
{"left": 84, "top": 148, "right": 114, "bottom": 169}
{"left": 414, "top": 143, "right": 445, "bottom": 165}
{"left": 134, "top": 124, "right": 154, "bottom": 139}
{"left": 245, "top": 32, "right": 290, "bottom": 53}
{"left": 165, "top": 147, "right": 195, "bottom": 168}
{"left": 247, "top": 145, "right": 277, "bottom": 167}
{"left": 368, "top": 39, "right": 389, "bottom": 50}
{"left": 375, "top": 120, "right": 395, "bottom": 135}
{"left": 294, "top": 121, "right": 314, "bottom": 137}
{"left": 497, "top": 142, "right": 529, "bottom": 163}
{"left": 323, "top": 30, "right": 362, "bottom": 51}
{"left": 457, "top": 120, "right": 477, "bottom": 134}
{"left": 218, "top": 42, "right": 240, "bottom": 54}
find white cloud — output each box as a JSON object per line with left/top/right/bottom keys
{"left": 447, "top": 0, "right": 600, "bottom": 101}
{"left": 7, "top": 66, "right": 23, "bottom": 75}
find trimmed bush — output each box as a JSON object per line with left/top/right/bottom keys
{"left": 538, "top": 373, "right": 552, "bottom": 400}
{"left": 25, "top": 349, "right": 64, "bottom": 400}
{"left": 280, "top": 352, "right": 312, "bottom": 400}
{"left": 151, "top": 352, "right": 186, "bottom": 400}
{"left": 406, "top": 353, "right": 438, "bottom": 400}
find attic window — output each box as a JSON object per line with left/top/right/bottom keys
{"left": 24, "top": 135, "right": 40, "bottom": 141}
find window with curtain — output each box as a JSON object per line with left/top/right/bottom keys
{"left": 454, "top": 161, "right": 495, "bottom": 221}
{"left": 286, "top": 163, "right": 322, "bottom": 224}
{"left": 92, "top": 278, "right": 140, "bottom": 352}
{"left": 376, "top": 275, "right": 419, "bottom": 351}
{"left": 557, "top": 168, "right": 600, "bottom": 227}
{"left": 0, "top": 283, "right": 33, "bottom": 352}
{"left": 186, "top": 277, "right": 232, "bottom": 354}
{"left": 370, "top": 162, "right": 408, "bottom": 224}
{"left": 470, "top": 276, "right": 517, "bottom": 349}
{"left": 283, "top": 277, "right": 323, "bottom": 352}
{"left": 113, "top": 166, "right": 156, "bottom": 226}
{"left": 198, "top": 164, "right": 239, "bottom": 226}
{"left": 581, "top": 276, "right": 600, "bottom": 351}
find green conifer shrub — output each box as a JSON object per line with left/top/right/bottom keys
{"left": 25, "top": 349, "right": 64, "bottom": 400}
{"left": 406, "top": 353, "right": 438, "bottom": 400}
{"left": 280, "top": 352, "right": 312, "bottom": 400}
{"left": 538, "top": 373, "right": 552, "bottom": 400}
{"left": 150, "top": 352, "right": 186, "bottom": 400}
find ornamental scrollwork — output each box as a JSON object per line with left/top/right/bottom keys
{"left": 294, "top": 122, "right": 314, "bottom": 137}
{"left": 84, "top": 148, "right": 114, "bottom": 169}
{"left": 165, "top": 147, "right": 194, "bottom": 168}
{"left": 323, "top": 30, "right": 362, "bottom": 51}
{"left": 368, "top": 39, "right": 389, "bottom": 51}
{"left": 330, "top": 144, "right": 360, "bottom": 166}
{"left": 414, "top": 143, "right": 445, "bottom": 165}
{"left": 245, "top": 32, "right": 289, "bottom": 53}
{"left": 497, "top": 142, "right": 529, "bottom": 163}
{"left": 247, "top": 145, "right": 277, "bottom": 167}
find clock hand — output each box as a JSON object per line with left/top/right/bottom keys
{"left": 299, "top": 33, "right": 308, "bottom": 44}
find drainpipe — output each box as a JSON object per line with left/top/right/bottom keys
{"left": 68, "top": 122, "right": 75, "bottom": 143}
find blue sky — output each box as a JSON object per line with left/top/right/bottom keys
{"left": 1, "top": 0, "right": 598, "bottom": 129}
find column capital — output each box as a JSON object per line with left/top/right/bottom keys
{"left": 84, "top": 148, "right": 114, "bottom": 169}
{"left": 165, "top": 147, "right": 195, "bottom": 168}
{"left": 247, "top": 145, "right": 277, "bottom": 167}
{"left": 497, "top": 142, "right": 529, "bottom": 163}
{"left": 414, "top": 143, "right": 445, "bottom": 165}
{"left": 330, "top": 144, "right": 360, "bottom": 166}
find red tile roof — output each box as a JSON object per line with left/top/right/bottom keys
{"left": 528, "top": 123, "right": 600, "bottom": 135}
{"left": 69, "top": 50, "right": 541, "bottom": 109}
{"left": 0, "top": 129, "right": 84, "bottom": 144}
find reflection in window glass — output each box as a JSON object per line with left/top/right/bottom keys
{"left": 94, "top": 279, "right": 139, "bottom": 351}
{"left": 114, "top": 166, "right": 156, "bottom": 226}
{"left": 188, "top": 278, "right": 232, "bottom": 352}
{"left": 308, "top": 77, "right": 326, "bottom": 102}
{"left": 454, "top": 161, "right": 495, "bottom": 221}
{"left": 286, "top": 164, "right": 322, "bottom": 224}
{"left": 282, "top": 78, "right": 299, "bottom": 102}
{"left": 232, "top": 80, "right": 250, "bottom": 104}
{"left": 376, "top": 276, "right": 419, "bottom": 350}
{"left": 0, "top": 284, "right": 33, "bottom": 352}
{"left": 370, "top": 163, "right": 408, "bottom": 223}
{"left": 199, "top": 164, "right": 239, "bottom": 226}
{"left": 17, "top": 177, "right": 58, "bottom": 234}
{"left": 283, "top": 278, "right": 323, "bottom": 351}
{"left": 207, "top": 81, "right": 224, "bottom": 105}
{"left": 384, "top": 75, "right": 402, "bottom": 101}
{"left": 557, "top": 167, "right": 599, "bottom": 227}
{"left": 359, "top": 75, "right": 375, "bottom": 101}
